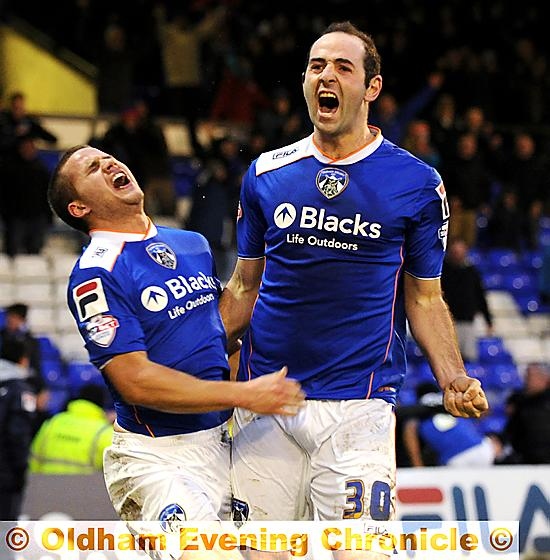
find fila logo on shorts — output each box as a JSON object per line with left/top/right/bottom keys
{"left": 73, "top": 278, "right": 109, "bottom": 321}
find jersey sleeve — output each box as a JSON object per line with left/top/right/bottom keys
{"left": 67, "top": 266, "right": 147, "bottom": 368}
{"left": 236, "top": 162, "right": 268, "bottom": 258}
{"left": 404, "top": 170, "right": 449, "bottom": 279}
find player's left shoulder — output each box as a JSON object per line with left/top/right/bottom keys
{"left": 156, "top": 225, "right": 212, "bottom": 255}
{"left": 255, "top": 136, "right": 312, "bottom": 176}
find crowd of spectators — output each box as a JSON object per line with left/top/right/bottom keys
{"left": 0, "top": 0, "right": 550, "bottom": 472}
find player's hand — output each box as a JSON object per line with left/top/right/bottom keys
{"left": 239, "top": 366, "right": 305, "bottom": 416}
{"left": 443, "top": 376, "right": 489, "bottom": 419}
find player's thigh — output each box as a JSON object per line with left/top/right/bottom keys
{"left": 311, "top": 399, "right": 396, "bottom": 522}
{"left": 231, "top": 408, "right": 310, "bottom": 521}
{"left": 104, "top": 433, "right": 231, "bottom": 521}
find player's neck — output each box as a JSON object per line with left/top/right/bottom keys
{"left": 90, "top": 212, "right": 151, "bottom": 235}
{"left": 313, "top": 128, "right": 376, "bottom": 160}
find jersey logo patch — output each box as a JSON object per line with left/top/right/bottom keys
{"left": 273, "top": 203, "right": 297, "bottom": 228}
{"left": 73, "top": 278, "right": 109, "bottom": 322}
{"left": 141, "top": 286, "right": 169, "bottom": 312}
{"left": 85, "top": 314, "right": 119, "bottom": 347}
{"left": 146, "top": 242, "right": 177, "bottom": 270}
{"left": 316, "top": 167, "right": 349, "bottom": 199}
{"left": 159, "top": 503, "right": 187, "bottom": 533}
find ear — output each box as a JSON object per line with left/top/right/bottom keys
{"left": 68, "top": 201, "right": 91, "bottom": 219}
{"left": 365, "top": 75, "right": 383, "bottom": 103}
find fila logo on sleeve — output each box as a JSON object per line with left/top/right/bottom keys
{"left": 73, "top": 278, "right": 109, "bottom": 321}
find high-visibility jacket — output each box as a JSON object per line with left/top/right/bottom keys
{"left": 30, "top": 399, "right": 113, "bottom": 474}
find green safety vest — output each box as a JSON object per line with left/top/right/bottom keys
{"left": 30, "top": 399, "right": 113, "bottom": 474}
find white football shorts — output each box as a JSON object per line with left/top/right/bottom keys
{"left": 104, "top": 422, "right": 231, "bottom": 522}
{"left": 231, "top": 399, "right": 396, "bottom": 522}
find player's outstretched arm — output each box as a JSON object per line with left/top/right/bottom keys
{"left": 103, "top": 351, "right": 304, "bottom": 415}
{"left": 403, "top": 273, "right": 489, "bottom": 419}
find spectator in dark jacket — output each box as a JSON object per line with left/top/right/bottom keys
{"left": 505, "top": 362, "right": 550, "bottom": 464}
{"left": 0, "top": 135, "right": 53, "bottom": 256}
{"left": 0, "top": 338, "right": 36, "bottom": 520}
{"left": 441, "top": 237, "right": 493, "bottom": 362}
{"left": 0, "top": 91, "right": 57, "bottom": 156}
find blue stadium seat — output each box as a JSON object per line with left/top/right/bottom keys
{"left": 46, "top": 388, "right": 70, "bottom": 415}
{"left": 481, "top": 271, "right": 504, "bottom": 290}
{"left": 484, "top": 363, "right": 523, "bottom": 390}
{"left": 66, "top": 361, "right": 103, "bottom": 396}
{"left": 476, "top": 411, "right": 508, "bottom": 435}
{"left": 521, "top": 250, "right": 543, "bottom": 270}
{"left": 486, "top": 249, "right": 520, "bottom": 269}
{"left": 513, "top": 293, "right": 550, "bottom": 314}
{"left": 477, "top": 337, "right": 514, "bottom": 364}
{"left": 37, "top": 336, "right": 62, "bottom": 361}
{"left": 41, "top": 359, "right": 68, "bottom": 389}
{"left": 501, "top": 271, "right": 538, "bottom": 293}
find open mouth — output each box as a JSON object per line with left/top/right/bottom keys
{"left": 318, "top": 92, "right": 339, "bottom": 113}
{"left": 113, "top": 171, "right": 130, "bottom": 189}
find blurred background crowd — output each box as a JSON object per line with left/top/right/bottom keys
{"left": 0, "top": 0, "right": 549, "bottom": 485}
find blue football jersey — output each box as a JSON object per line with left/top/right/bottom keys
{"left": 236, "top": 129, "right": 449, "bottom": 404}
{"left": 67, "top": 223, "right": 231, "bottom": 436}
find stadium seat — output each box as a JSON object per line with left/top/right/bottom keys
{"left": 41, "top": 358, "right": 68, "bottom": 389}
{"left": 12, "top": 281, "right": 53, "bottom": 308}
{"left": 12, "top": 254, "right": 51, "bottom": 281}
{"left": 66, "top": 361, "right": 103, "bottom": 396}
{"left": 476, "top": 411, "right": 508, "bottom": 435}
{"left": 477, "top": 337, "right": 514, "bottom": 364}
{"left": 56, "top": 332, "right": 88, "bottom": 361}
{"left": 49, "top": 253, "right": 79, "bottom": 282}
{"left": 501, "top": 272, "right": 538, "bottom": 293}
{"left": 37, "top": 335, "right": 62, "bottom": 361}
{"left": 0, "top": 254, "right": 13, "bottom": 281}
{"left": 46, "top": 388, "right": 71, "bottom": 415}
{"left": 0, "top": 281, "right": 14, "bottom": 307}
{"left": 484, "top": 363, "right": 523, "bottom": 390}
{"left": 485, "top": 249, "right": 520, "bottom": 269}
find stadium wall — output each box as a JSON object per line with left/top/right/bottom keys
{"left": 0, "top": 25, "right": 96, "bottom": 116}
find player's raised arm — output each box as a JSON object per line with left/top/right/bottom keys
{"left": 403, "top": 273, "right": 489, "bottom": 419}
{"left": 104, "top": 351, "right": 303, "bottom": 416}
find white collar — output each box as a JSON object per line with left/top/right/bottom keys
{"left": 89, "top": 219, "right": 158, "bottom": 242}
{"left": 309, "top": 126, "right": 384, "bottom": 165}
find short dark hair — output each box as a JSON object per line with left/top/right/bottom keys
{"left": 6, "top": 303, "right": 29, "bottom": 320}
{"left": 48, "top": 144, "right": 90, "bottom": 233}
{"left": 77, "top": 383, "right": 106, "bottom": 408}
{"left": 310, "top": 21, "right": 382, "bottom": 88}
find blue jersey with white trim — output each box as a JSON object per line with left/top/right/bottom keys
{"left": 67, "top": 224, "right": 231, "bottom": 436}
{"left": 236, "top": 130, "right": 448, "bottom": 404}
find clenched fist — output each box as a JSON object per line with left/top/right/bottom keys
{"left": 443, "top": 376, "right": 489, "bottom": 418}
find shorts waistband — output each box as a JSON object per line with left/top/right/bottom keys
{"left": 111, "top": 421, "right": 229, "bottom": 448}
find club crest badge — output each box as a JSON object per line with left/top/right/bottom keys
{"left": 316, "top": 167, "right": 349, "bottom": 199}
{"left": 159, "top": 503, "right": 187, "bottom": 533}
{"left": 146, "top": 242, "right": 177, "bottom": 269}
